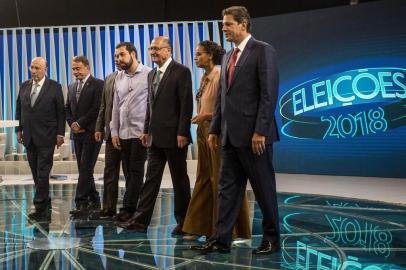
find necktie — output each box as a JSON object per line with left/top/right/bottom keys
{"left": 227, "top": 48, "right": 240, "bottom": 87}
{"left": 153, "top": 70, "right": 161, "bottom": 96}
{"left": 30, "top": 83, "right": 39, "bottom": 107}
{"left": 76, "top": 80, "right": 83, "bottom": 101}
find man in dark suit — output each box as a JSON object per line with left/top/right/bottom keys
{"left": 66, "top": 56, "right": 104, "bottom": 218}
{"left": 192, "top": 6, "right": 280, "bottom": 254}
{"left": 94, "top": 59, "right": 121, "bottom": 220}
{"left": 118, "top": 36, "right": 193, "bottom": 235}
{"left": 15, "top": 57, "right": 65, "bottom": 220}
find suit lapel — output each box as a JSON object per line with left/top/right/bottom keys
{"left": 32, "top": 78, "right": 50, "bottom": 108}
{"left": 153, "top": 61, "right": 174, "bottom": 102}
{"left": 228, "top": 38, "right": 254, "bottom": 90}
{"left": 77, "top": 76, "right": 93, "bottom": 106}
{"left": 148, "top": 71, "right": 155, "bottom": 103}
{"left": 222, "top": 52, "right": 232, "bottom": 92}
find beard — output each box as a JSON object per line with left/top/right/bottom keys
{"left": 120, "top": 57, "right": 133, "bottom": 71}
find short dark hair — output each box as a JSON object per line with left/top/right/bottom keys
{"left": 198, "top": 40, "right": 225, "bottom": 65}
{"left": 72, "top": 55, "right": 89, "bottom": 67}
{"left": 116, "top": 42, "right": 138, "bottom": 60}
{"left": 222, "top": 6, "right": 251, "bottom": 32}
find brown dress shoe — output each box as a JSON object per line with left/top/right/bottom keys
{"left": 252, "top": 240, "right": 280, "bottom": 254}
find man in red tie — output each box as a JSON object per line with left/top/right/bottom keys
{"left": 192, "top": 6, "right": 280, "bottom": 254}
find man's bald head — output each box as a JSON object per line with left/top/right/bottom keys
{"left": 30, "top": 57, "right": 48, "bottom": 82}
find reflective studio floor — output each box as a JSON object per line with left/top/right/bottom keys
{"left": 0, "top": 183, "right": 405, "bottom": 269}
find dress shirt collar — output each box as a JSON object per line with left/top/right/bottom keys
{"left": 124, "top": 62, "right": 145, "bottom": 77}
{"left": 33, "top": 76, "right": 46, "bottom": 87}
{"left": 77, "top": 73, "right": 91, "bottom": 85}
{"left": 235, "top": 34, "right": 252, "bottom": 54}
{"left": 157, "top": 57, "right": 172, "bottom": 75}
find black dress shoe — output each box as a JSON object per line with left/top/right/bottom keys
{"left": 70, "top": 204, "right": 87, "bottom": 215}
{"left": 252, "top": 240, "right": 280, "bottom": 255}
{"left": 28, "top": 209, "right": 51, "bottom": 221}
{"left": 88, "top": 201, "right": 101, "bottom": 211}
{"left": 112, "top": 211, "right": 133, "bottom": 222}
{"left": 70, "top": 205, "right": 89, "bottom": 218}
{"left": 191, "top": 240, "right": 230, "bottom": 253}
{"left": 171, "top": 224, "right": 184, "bottom": 236}
{"left": 99, "top": 210, "right": 116, "bottom": 220}
{"left": 120, "top": 221, "right": 147, "bottom": 233}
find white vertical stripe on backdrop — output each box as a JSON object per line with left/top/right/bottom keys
{"left": 86, "top": 26, "right": 95, "bottom": 75}
{"left": 104, "top": 26, "right": 113, "bottom": 77}
{"left": 143, "top": 24, "right": 152, "bottom": 67}
{"left": 49, "top": 28, "right": 58, "bottom": 81}
{"left": 58, "top": 28, "right": 68, "bottom": 100}
{"left": 95, "top": 26, "right": 104, "bottom": 79}
{"left": 67, "top": 27, "right": 74, "bottom": 84}
{"left": 133, "top": 25, "right": 142, "bottom": 64}
{"left": 172, "top": 23, "right": 182, "bottom": 63}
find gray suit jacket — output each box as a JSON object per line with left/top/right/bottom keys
{"left": 95, "top": 71, "right": 118, "bottom": 140}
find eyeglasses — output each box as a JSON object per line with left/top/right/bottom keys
{"left": 148, "top": 46, "right": 169, "bottom": 51}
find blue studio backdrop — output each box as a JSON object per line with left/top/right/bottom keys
{"left": 253, "top": 0, "right": 406, "bottom": 178}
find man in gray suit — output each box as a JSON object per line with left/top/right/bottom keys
{"left": 94, "top": 58, "right": 121, "bottom": 220}
{"left": 192, "top": 6, "right": 280, "bottom": 254}
{"left": 16, "top": 57, "right": 65, "bottom": 220}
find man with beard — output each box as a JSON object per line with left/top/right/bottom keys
{"left": 110, "top": 42, "right": 151, "bottom": 222}
{"left": 66, "top": 56, "right": 104, "bottom": 218}
{"left": 94, "top": 56, "right": 122, "bottom": 220}
{"left": 118, "top": 36, "right": 193, "bottom": 235}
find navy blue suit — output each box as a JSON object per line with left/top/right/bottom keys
{"left": 209, "top": 37, "right": 280, "bottom": 245}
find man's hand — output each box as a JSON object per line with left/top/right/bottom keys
{"left": 56, "top": 136, "right": 64, "bottom": 149}
{"left": 177, "top": 136, "right": 189, "bottom": 148}
{"left": 251, "top": 132, "right": 266, "bottom": 155}
{"left": 141, "top": 134, "right": 149, "bottom": 147}
{"left": 16, "top": 131, "right": 23, "bottom": 144}
{"left": 95, "top": 131, "right": 103, "bottom": 142}
{"left": 208, "top": 134, "right": 219, "bottom": 150}
{"left": 71, "top": 122, "right": 81, "bottom": 133}
{"left": 112, "top": 136, "right": 121, "bottom": 150}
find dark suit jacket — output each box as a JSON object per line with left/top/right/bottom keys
{"left": 95, "top": 71, "right": 118, "bottom": 140}
{"left": 66, "top": 75, "right": 104, "bottom": 143}
{"left": 210, "top": 37, "right": 280, "bottom": 147}
{"left": 15, "top": 77, "right": 65, "bottom": 147}
{"left": 144, "top": 60, "right": 193, "bottom": 148}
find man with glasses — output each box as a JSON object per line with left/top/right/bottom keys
{"left": 117, "top": 36, "right": 193, "bottom": 235}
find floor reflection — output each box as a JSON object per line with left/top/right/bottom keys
{"left": 0, "top": 184, "right": 405, "bottom": 269}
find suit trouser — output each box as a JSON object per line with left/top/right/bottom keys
{"left": 26, "top": 144, "right": 54, "bottom": 211}
{"left": 213, "top": 142, "right": 280, "bottom": 246}
{"left": 74, "top": 140, "right": 102, "bottom": 206}
{"left": 102, "top": 137, "right": 121, "bottom": 213}
{"left": 120, "top": 138, "right": 147, "bottom": 213}
{"left": 132, "top": 144, "right": 191, "bottom": 226}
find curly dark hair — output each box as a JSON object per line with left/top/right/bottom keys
{"left": 198, "top": 40, "right": 225, "bottom": 65}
